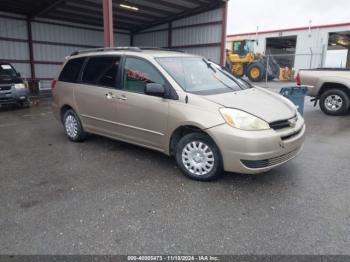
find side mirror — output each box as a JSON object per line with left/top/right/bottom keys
{"left": 16, "top": 72, "right": 21, "bottom": 77}
{"left": 145, "top": 83, "right": 166, "bottom": 97}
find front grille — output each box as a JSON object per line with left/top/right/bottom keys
{"left": 0, "top": 85, "right": 12, "bottom": 91}
{"left": 241, "top": 148, "right": 300, "bottom": 169}
{"left": 0, "top": 97, "right": 14, "bottom": 102}
{"left": 269, "top": 115, "right": 298, "bottom": 130}
{"left": 269, "top": 120, "right": 290, "bottom": 130}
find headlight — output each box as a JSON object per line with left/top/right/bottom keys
{"left": 14, "top": 83, "right": 26, "bottom": 89}
{"left": 219, "top": 108, "right": 270, "bottom": 131}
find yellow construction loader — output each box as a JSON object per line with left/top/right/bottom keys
{"left": 226, "top": 40, "right": 280, "bottom": 82}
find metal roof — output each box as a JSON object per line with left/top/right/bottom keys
{"left": 0, "top": 0, "right": 225, "bottom": 32}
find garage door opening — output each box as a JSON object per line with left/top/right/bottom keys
{"left": 327, "top": 31, "right": 350, "bottom": 68}
{"left": 265, "top": 36, "right": 297, "bottom": 68}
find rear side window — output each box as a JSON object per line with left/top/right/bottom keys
{"left": 58, "top": 57, "right": 85, "bottom": 83}
{"left": 82, "top": 56, "right": 120, "bottom": 88}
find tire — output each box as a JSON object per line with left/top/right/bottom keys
{"left": 175, "top": 133, "right": 223, "bottom": 181}
{"left": 319, "top": 89, "right": 350, "bottom": 116}
{"left": 19, "top": 99, "right": 31, "bottom": 108}
{"left": 247, "top": 62, "right": 265, "bottom": 82}
{"left": 63, "top": 109, "right": 87, "bottom": 142}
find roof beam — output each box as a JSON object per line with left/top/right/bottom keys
{"left": 40, "top": 14, "right": 102, "bottom": 27}
{"left": 43, "top": 10, "right": 136, "bottom": 28}
{"left": 31, "top": 0, "right": 66, "bottom": 18}
{"left": 76, "top": 0, "right": 175, "bottom": 16}
{"left": 137, "top": 0, "right": 193, "bottom": 11}
{"left": 133, "top": 0, "right": 224, "bottom": 33}
{"left": 57, "top": 4, "right": 153, "bottom": 23}
{"left": 186, "top": 0, "right": 211, "bottom": 5}
{"left": 63, "top": 1, "right": 159, "bottom": 20}
{"left": 0, "top": 2, "right": 32, "bottom": 14}
{"left": 115, "top": 0, "right": 174, "bottom": 16}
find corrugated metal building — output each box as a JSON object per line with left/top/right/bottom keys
{"left": 0, "top": 0, "right": 228, "bottom": 89}
{"left": 227, "top": 23, "right": 350, "bottom": 71}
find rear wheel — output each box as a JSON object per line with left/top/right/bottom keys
{"left": 247, "top": 62, "right": 265, "bottom": 82}
{"left": 63, "top": 109, "right": 87, "bottom": 142}
{"left": 175, "top": 133, "right": 223, "bottom": 181}
{"left": 319, "top": 89, "right": 350, "bottom": 116}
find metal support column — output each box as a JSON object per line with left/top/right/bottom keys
{"left": 168, "top": 22, "right": 172, "bottom": 48}
{"left": 26, "top": 16, "right": 35, "bottom": 81}
{"left": 220, "top": 1, "right": 228, "bottom": 66}
{"left": 130, "top": 34, "right": 134, "bottom": 47}
{"left": 103, "top": 0, "right": 114, "bottom": 47}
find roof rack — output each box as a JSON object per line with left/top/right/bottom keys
{"left": 70, "top": 46, "right": 185, "bottom": 56}
{"left": 138, "top": 47, "right": 185, "bottom": 53}
{"left": 70, "top": 47, "right": 142, "bottom": 56}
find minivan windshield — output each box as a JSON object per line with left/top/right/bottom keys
{"left": 0, "top": 63, "right": 18, "bottom": 80}
{"left": 156, "top": 57, "right": 250, "bottom": 95}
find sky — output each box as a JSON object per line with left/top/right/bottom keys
{"left": 227, "top": 0, "right": 350, "bottom": 35}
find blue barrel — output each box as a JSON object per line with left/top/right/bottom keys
{"left": 280, "top": 86, "right": 308, "bottom": 115}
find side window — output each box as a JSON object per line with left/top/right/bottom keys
{"left": 233, "top": 42, "right": 241, "bottom": 53}
{"left": 58, "top": 57, "right": 85, "bottom": 83}
{"left": 82, "top": 56, "right": 120, "bottom": 88}
{"left": 123, "top": 57, "right": 165, "bottom": 94}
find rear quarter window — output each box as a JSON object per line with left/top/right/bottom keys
{"left": 58, "top": 57, "right": 85, "bottom": 83}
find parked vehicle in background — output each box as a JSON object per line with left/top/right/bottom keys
{"left": 296, "top": 69, "right": 350, "bottom": 115}
{"left": 52, "top": 47, "right": 305, "bottom": 181}
{"left": 0, "top": 62, "right": 30, "bottom": 107}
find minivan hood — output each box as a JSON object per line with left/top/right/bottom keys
{"left": 203, "top": 87, "right": 296, "bottom": 123}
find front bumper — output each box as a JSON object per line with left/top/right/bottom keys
{"left": 206, "top": 117, "right": 306, "bottom": 174}
{"left": 0, "top": 86, "right": 30, "bottom": 105}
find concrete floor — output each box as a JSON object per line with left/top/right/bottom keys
{"left": 0, "top": 85, "right": 349, "bottom": 254}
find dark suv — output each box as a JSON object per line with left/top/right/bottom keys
{"left": 0, "top": 62, "right": 30, "bottom": 107}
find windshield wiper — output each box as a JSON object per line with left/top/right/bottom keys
{"left": 217, "top": 66, "right": 253, "bottom": 89}
{"left": 202, "top": 58, "right": 216, "bottom": 73}
{"left": 238, "top": 77, "right": 254, "bottom": 88}
{"left": 203, "top": 59, "right": 243, "bottom": 92}
{"left": 212, "top": 74, "right": 239, "bottom": 92}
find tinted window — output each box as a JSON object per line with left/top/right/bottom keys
{"left": 123, "top": 57, "right": 165, "bottom": 94}
{"left": 82, "top": 56, "right": 120, "bottom": 88}
{"left": 58, "top": 57, "right": 85, "bottom": 83}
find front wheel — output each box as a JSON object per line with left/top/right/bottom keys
{"left": 175, "top": 133, "right": 223, "bottom": 181}
{"left": 19, "top": 99, "right": 31, "bottom": 108}
{"left": 319, "top": 89, "right": 350, "bottom": 116}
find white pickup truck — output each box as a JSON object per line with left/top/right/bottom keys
{"left": 296, "top": 69, "right": 350, "bottom": 115}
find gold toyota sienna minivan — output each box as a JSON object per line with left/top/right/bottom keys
{"left": 52, "top": 47, "right": 305, "bottom": 181}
